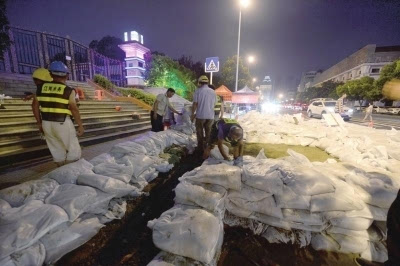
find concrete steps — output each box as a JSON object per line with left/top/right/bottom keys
{"left": 0, "top": 99, "right": 151, "bottom": 167}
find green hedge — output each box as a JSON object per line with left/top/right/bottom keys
{"left": 93, "top": 74, "right": 155, "bottom": 106}
{"left": 119, "top": 88, "right": 156, "bottom": 106}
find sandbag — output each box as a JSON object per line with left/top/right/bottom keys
{"left": 327, "top": 225, "right": 383, "bottom": 242}
{"left": 225, "top": 199, "right": 253, "bottom": 218}
{"left": 93, "top": 161, "right": 133, "bottom": 183}
{"left": 174, "top": 181, "right": 226, "bottom": 212}
{"left": 0, "top": 200, "right": 68, "bottom": 259}
{"left": 323, "top": 203, "right": 388, "bottom": 221}
{"left": 275, "top": 185, "right": 311, "bottom": 210}
{"left": 360, "top": 241, "right": 388, "bottom": 263}
{"left": 89, "top": 153, "right": 115, "bottom": 166}
{"left": 117, "top": 154, "right": 158, "bottom": 178}
{"left": 210, "top": 145, "right": 229, "bottom": 160}
{"left": 0, "top": 199, "right": 10, "bottom": 213}
{"left": 311, "top": 192, "right": 364, "bottom": 212}
{"left": 44, "top": 159, "right": 93, "bottom": 184}
{"left": 242, "top": 160, "right": 284, "bottom": 194}
{"left": 329, "top": 233, "right": 369, "bottom": 253}
{"left": 282, "top": 209, "right": 324, "bottom": 225}
{"left": 180, "top": 164, "right": 241, "bottom": 191}
{"left": 45, "top": 184, "right": 113, "bottom": 221}
{"left": 148, "top": 206, "right": 223, "bottom": 264}
{"left": 283, "top": 165, "right": 335, "bottom": 196}
{"left": 353, "top": 179, "right": 398, "bottom": 209}
{"left": 0, "top": 243, "right": 45, "bottom": 266}
{"left": 134, "top": 137, "right": 160, "bottom": 155}
{"left": 109, "top": 141, "right": 147, "bottom": 158}
{"left": 228, "top": 191, "right": 283, "bottom": 219}
{"left": 329, "top": 216, "right": 373, "bottom": 231}
{"left": 77, "top": 173, "right": 140, "bottom": 198}
{"left": 253, "top": 213, "right": 326, "bottom": 232}
{"left": 40, "top": 217, "right": 104, "bottom": 264}
{"left": 0, "top": 178, "right": 59, "bottom": 207}
{"left": 311, "top": 233, "right": 340, "bottom": 252}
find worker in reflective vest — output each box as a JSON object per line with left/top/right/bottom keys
{"left": 209, "top": 84, "right": 224, "bottom": 120}
{"left": 203, "top": 118, "right": 244, "bottom": 166}
{"left": 32, "top": 61, "right": 84, "bottom": 166}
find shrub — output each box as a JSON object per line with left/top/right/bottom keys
{"left": 119, "top": 88, "right": 156, "bottom": 106}
{"left": 93, "top": 74, "right": 115, "bottom": 90}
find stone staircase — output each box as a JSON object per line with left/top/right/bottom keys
{"left": 0, "top": 99, "right": 151, "bottom": 167}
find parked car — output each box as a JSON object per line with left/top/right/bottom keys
{"left": 387, "top": 107, "right": 400, "bottom": 115}
{"left": 307, "top": 99, "right": 353, "bottom": 121}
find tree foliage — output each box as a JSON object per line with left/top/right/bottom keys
{"left": 0, "top": 0, "right": 10, "bottom": 59}
{"left": 144, "top": 52, "right": 197, "bottom": 101}
{"left": 177, "top": 55, "right": 205, "bottom": 78}
{"left": 220, "top": 55, "right": 251, "bottom": 91}
{"left": 336, "top": 76, "right": 376, "bottom": 104}
{"left": 296, "top": 80, "right": 343, "bottom": 102}
{"left": 375, "top": 60, "right": 400, "bottom": 91}
{"left": 89, "top": 36, "right": 125, "bottom": 61}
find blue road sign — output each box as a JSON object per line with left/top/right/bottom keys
{"left": 205, "top": 57, "right": 219, "bottom": 73}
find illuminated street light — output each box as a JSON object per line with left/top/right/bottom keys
{"left": 252, "top": 77, "right": 257, "bottom": 82}
{"left": 235, "top": 0, "right": 250, "bottom": 92}
{"left": 248, "top": 55, "right": 255, "bottom": 64}
{"left": 278, "top": 93, "right": 284, "bottom": 99}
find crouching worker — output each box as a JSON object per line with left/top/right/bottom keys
{"left": 203, "top": 118, "right": 244, "bottom": 166}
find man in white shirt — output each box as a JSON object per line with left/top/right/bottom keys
{"left": 151, "top": 88, "right": 182, "bottom": 132}
{"left": 191, "top": 75, "right": 216, "bottom": 150}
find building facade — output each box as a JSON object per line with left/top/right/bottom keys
{"left": 310, "top": 45, "right": 400, "bottom": 87}
{"left": 118, "top": 31, "right": 150, "bottom": 86}
{"left": 297, "top": 71, "right": 318, "bottom": 92}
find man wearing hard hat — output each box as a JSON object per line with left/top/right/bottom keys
{"left": 191, "top": 75, "right": 216, "bottom": 151}
{"left": 31, "top": 61, "right": 84, "bottom": 166}
{"left": 23, "top": 68, "right": 53, "bottom": 101}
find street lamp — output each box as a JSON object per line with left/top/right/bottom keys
{"left": 235, "top": 0, "right": 250, "bottom": 92}
{"left": 278, "top": 93, "right": 284, "bottom": 99}
{"left": 248, "top": 55, "right": 255, "bottom": 64}
{"left": 252, "top": 77, "right": 257, "bottom": 82}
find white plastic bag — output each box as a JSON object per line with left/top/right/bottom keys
{"left": 77, "top": 173, "right": 140, "bottom": 198}
{"left": 44, "top": 159, "right": 94, "bottom": 184}
{"left": 210, "top": 145, "right": 229, "bottom": 160}
{"left": 0, "top": 178, "right": 59, "bottom": 207}
{"left": 45, "top": 184, "right": 113, "bottom": 221}
{"left": 274, "top": 185, "right": 311, "bottom": 210}
{"left": 242, "top": 160, "right": 284, "bottom": 194}
{"left": 148, "top": 206, "right": 223, "bottom": 264}
{"left": 330, "top": 216, "right": 373, "bottom": 231}
{"left": 0, "top": 243, "right": 45, "bottom": 266}
{"left": 109, "top": 141, "right": 147, "bottom": 158}
{"left": 329, "top": 233, "right": 368, "bottom": 253}
{"left": 89, "top": 153, "right": 115, "bottom": 166}
{"left": 0, "top": 200, "right": 68, "bottom": 259}
{"left": 40, "top": 217, "right": 104, "bottom": 264}
{"left": 93, "top": 161, "right": 134, "bottom": 183}
{"left": 180, "top": 164, "right": 241, "bottom": 191}
{"left": 360, "top": 241, "right": 388, "bottom": 263}
{"left": 134, "top": 137, "right": 160, "bottom": 155}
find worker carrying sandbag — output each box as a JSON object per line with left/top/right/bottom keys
{"left": 203, "top": 118, "right": 244, "bottom": 166}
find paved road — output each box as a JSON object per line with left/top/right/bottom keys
{"left": 349, "top": 112, "right": 400, "bottom": 130}
{"left": 280, "top": 109, "right": 400, "bottom": 130}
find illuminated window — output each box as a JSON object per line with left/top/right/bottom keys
{"left": 124, "top": 32, "right": 128, "bottom": 42}
{"left": 131, "top": 31, "right": 139, "bottom": 42}
{"left": 141, "top": 35, "right": 144, "bottom": 44}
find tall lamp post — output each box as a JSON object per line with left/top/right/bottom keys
{"left": 235, "top": 0, "right": 250, "bottom": 92}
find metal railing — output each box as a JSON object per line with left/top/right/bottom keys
{"left": 1, "top": 26, "right": 126, "bottom": 86}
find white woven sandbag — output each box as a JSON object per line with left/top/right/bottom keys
{"left": 0, "top": 242, "right": 45, "bottom": 266}
{"left": 242, "top": 160, "right": 284, "bottom": 194}
{"left": 110, "top": 141, "right": 147, "bottom": 158}
{"left": 45, "top": 184, "right": 112, "bottom": 221}
{"left": 282, "top": 209, "right": 324, "bottom": 226}
{"left": 329, "top": 233, "right": 369, "bottom": 254}
{"left": 0, "top": 178, "right": 59, "bottom": 207}
{"left": 180, "top": 164, "right": 241, "bottom": 191}
{"left": 77, "top": 173, "right": 140, "bottom": 198}
{"left": 329, "top": 216, "right": 373, "bottom": 231}
{"left": 93, "top": 161, "right": 133, "bottom": 183}
{"left": 360, "top": 241, "right": 388, "bottom": 263}
{"left": 0, "top": 200, "right": 68, "bottom": 259}
{"left": 44, "top": 159, "right": 93, "bottom": 184}
{"left": 89, "top": 153, "right": 115, "bottom": 166}
{"left": 148, "top": 206, "right": 223, "bottom": 264}
{"left": 275, "top": 185, "right": 311, "bottom": 210}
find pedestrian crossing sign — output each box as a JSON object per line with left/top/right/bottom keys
{"left": 205, "top": 57, "right": 219, "bottom": 73}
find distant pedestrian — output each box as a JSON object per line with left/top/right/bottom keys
{"left": 209, "top": 84, "right": 224, "bottom": 120}
{"left": 31, "top": 61, "right": 84, "bottom": 166}
{"left": 151, "top": 88, "right": 182, "bottom": 132}
{"left": 362, "top": 103, "right": 373, "bottom": 122}
{"left": 191, "top": 75, "right": 216, "bottom": 151}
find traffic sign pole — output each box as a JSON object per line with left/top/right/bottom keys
{"left": 210, "top": 72, "right": 213, "bottom": 84}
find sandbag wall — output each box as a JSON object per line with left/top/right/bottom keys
{"left": 0, "top": 130, "right": 196, "bottom": 266}
{"left": 148, "top": 148, "right": 397, "bottom": 264}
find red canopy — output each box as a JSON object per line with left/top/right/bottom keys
{"left": 232, "top": 85, "right": 259, "bottom": 104}
{"left": 215, "top": 85, "right": 232, "bottom": 101}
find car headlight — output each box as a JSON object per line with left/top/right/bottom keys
{"left": 348, "top": 109, "right": 353, "bottom": 113}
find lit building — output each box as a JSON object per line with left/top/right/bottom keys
{"left": 297, "top": 71, "right": 318, "bottom": 92}
{"left": 310, "top": 44, "right": 400, "bottom": 87}
{"left": 118, "top": 31, "right": 150, "bottom": 86}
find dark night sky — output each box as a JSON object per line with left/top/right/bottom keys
{"left": 8, "top": 0, "right": 400, "bottom": 91}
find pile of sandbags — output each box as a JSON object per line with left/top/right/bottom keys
{"left": 238, "top": 111, "right": 400, "bottom": 174}
{"left": 0, "top": 129, "right": 195, "bottom": 265}
{"left": 220, "top": 150, "right": 395, "bottom": 263}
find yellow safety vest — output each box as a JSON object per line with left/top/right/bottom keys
{"left": 37, "top": 82, "right": 73, "bottom": 122}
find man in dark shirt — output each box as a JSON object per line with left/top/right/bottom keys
{"left": 203, "top": 118, "right": 244, "bottom": 164}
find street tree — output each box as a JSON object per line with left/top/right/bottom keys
{"left": 336, "top": 76, "right": 376, "bottom": 105}
{"left": 177, "top": 55, "right": 205, "bottom": 78}
{"left": 0, "top": 0, "right": 10, "bottom": 59}
{"left": 144, "top": 52, "right": 197, "bottom": 100}
{"left": 89, "top": 36, "right": 125, "bottom": 61}
{"left": 296, "top": 80, "right": 343, "bottom": 102}
{"left": 376, "top": 59, "right": 400, "bottom": 91}
{"left": 220, "top": 55, "right": 251, "bottom": 91}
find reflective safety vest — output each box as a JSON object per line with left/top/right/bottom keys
{"left": 214, "top": 95, "right": 223, "bottom": 116}
{"left": 37, "top": 82, "right": 73, "bottom": 122}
